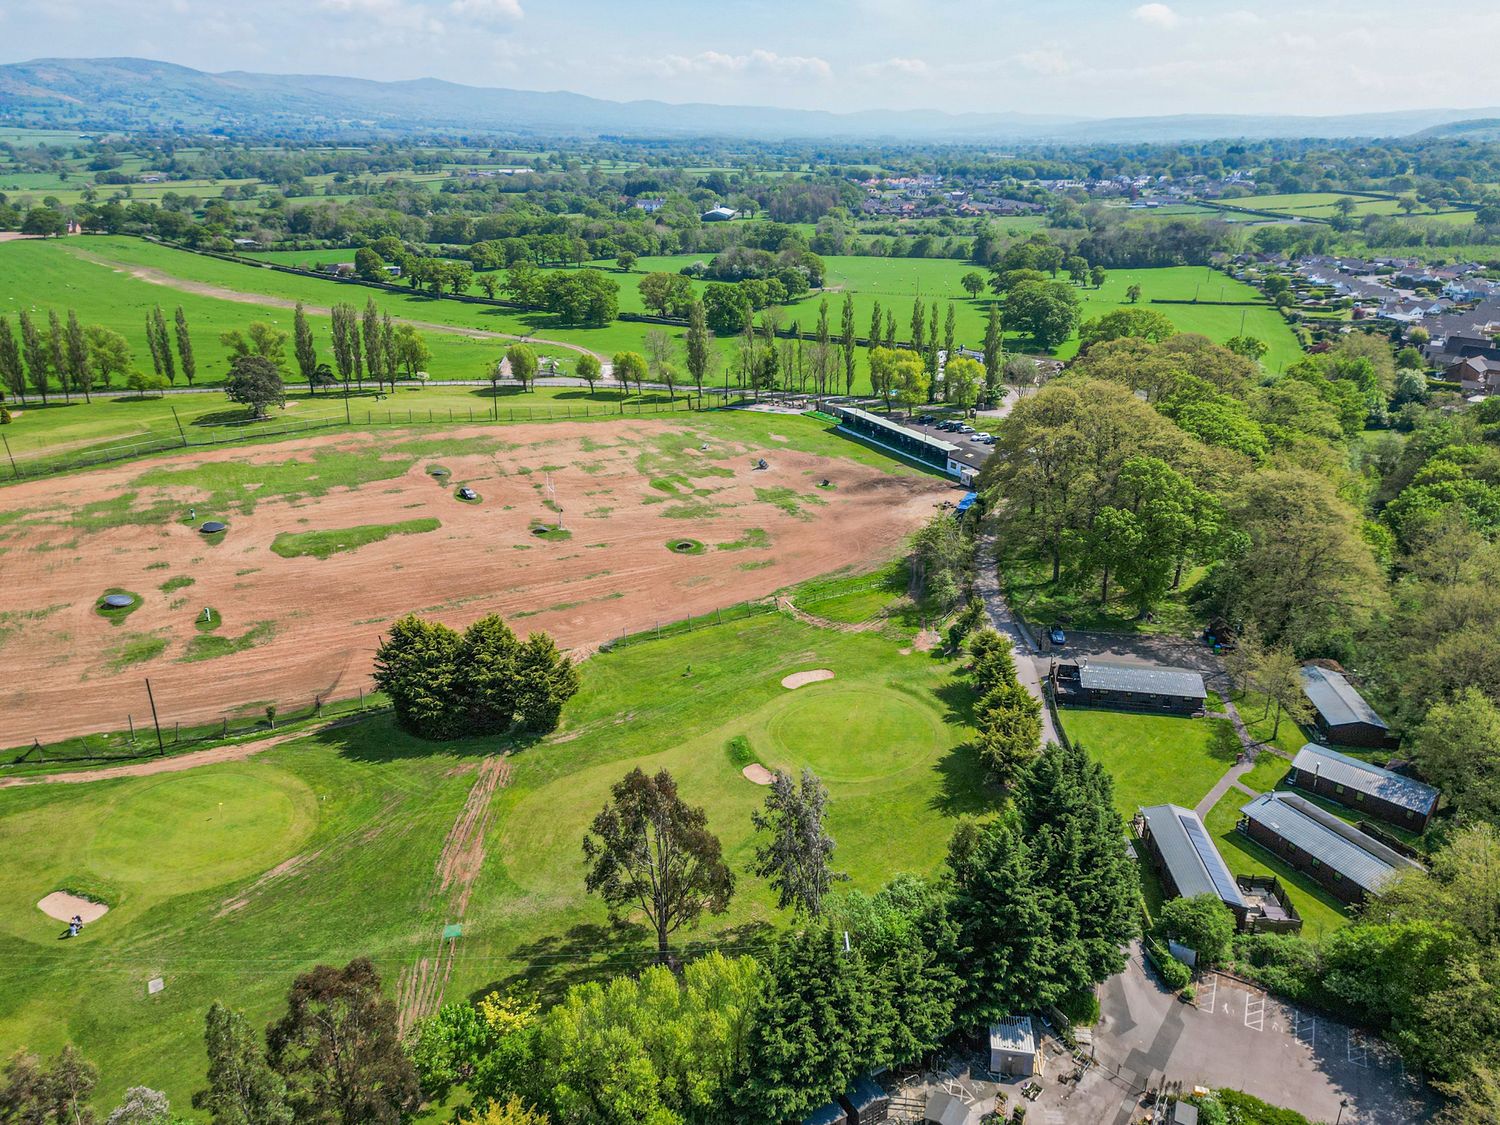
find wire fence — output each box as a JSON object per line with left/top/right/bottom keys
{"left": 3, "top": 691, "right": 389, "bottom": 772}
{"left": 0, "top": 395, "right": 702, "bottom": 481}
{"left": 600, "top": 596, "right": 782, "bottom": 652}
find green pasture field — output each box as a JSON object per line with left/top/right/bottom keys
{"left": 0, "top": 608, "right": 984, "bottom": 1112}
{"left": 1055, "top": 707, "right": 1240, "bottom": 818}
{"left": 0, "top": 237, "right": 1304, "bottom": 464}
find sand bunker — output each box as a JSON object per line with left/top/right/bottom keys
{"left": 742, "top": 764, "right": 776, "bottom": 785}
{"left": 781, "top": 669, "right": 835, "bottom": 690}
{"left": 38, "top": 891, "right": 109, "bottom": 923}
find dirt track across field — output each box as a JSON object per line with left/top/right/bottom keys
{"left": 70, "top": 247, "right": 607, "bottom": 360}
{"left": 0, "top": 418, "right": 948, "bottom": 744}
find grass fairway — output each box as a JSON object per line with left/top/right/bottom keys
{"left": 270, "top": 517, "right": 442, "bottom": 560}
{"left": 1203, "top": 791, "right": 1350, "bottom": 940}
{"left": 0, "top": 610, "right": 984, "bottom": 1111}
{"left": 1058, "top": 707, "right": 1240, "bottom": 818}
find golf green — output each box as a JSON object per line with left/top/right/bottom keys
{"left": 84, "top": 772, "right": 309, "bottom": 892}
{"left": 764, "top": 686, "right": 940, "bottom": 781}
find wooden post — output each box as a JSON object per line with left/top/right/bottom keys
{"left": 1, "top": 433, "right": 18, "bottom": 479}
{"left": 127, "top": 713, "right": 135, "bottom": 741}
{"left": 144, "top": 678, "right": 166, "bottom": 756}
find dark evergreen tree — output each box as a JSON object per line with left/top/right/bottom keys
{"left": 736, "top": 924, "right": 877, "bottom": 1123}
{"left": 175, "top": 306, "right": 197, "bottom": 386}
{"left": 947, "top": 818, "right": 1054, "bottom": 1021}
{"left": 460, "top": 615, "right": 521, "bottom": 733}
{"left": 1016, "top": 740, "right": 1139, "bottom": 996}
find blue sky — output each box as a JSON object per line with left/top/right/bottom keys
{"left": 5, "top": 0, "right": 1500, "bottom": 117}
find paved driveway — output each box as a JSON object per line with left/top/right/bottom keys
{"left": 1090, "top": 945, "right": 1432, "bottom": 1124}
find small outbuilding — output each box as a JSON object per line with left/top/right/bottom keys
{"left": 801, "top": 1099, "right": 848, "bottom": 1125}
{"left": 840, "top": 1074, "right": 889, "bottom": 1125}
{"left": 1238, "top": 791, "right": 1423, "bottom": 905}
{"left": 1289, "top": 743, "right": 1439, "bottom": 831}
{"left": 989, "top": 1015, "right": 1042, "bottom": 1077}
{"left": 1299, "top": 664, "right": 1399, "bottom": 749}
{"left": 923, "top": 1091, "right": 981, "bottom": 1125}
{"left": 1052, "top": 660, "right": 1207, "bottom": 714}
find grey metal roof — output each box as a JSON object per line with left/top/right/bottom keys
{"left": 989, "top": 1015, "right": 1037, "bottom": 1056}
{"left": 1079, "top": 661, "right": 1207, "bottom": 700}
{"left": 1291, "top": 744, "right": 1438, "bottom": 815}
{"left": 924, "top": 1092, "right": 979, "bottom": 1125}
{"left": 1239, "top": 792, "right": 1422, "bottom": 895}
{"left": 835, "top": 406, "right": 958, "bottom": 453}
{"left": 1300, "top": 665, "right": 1388, "bottom": 732}
{"left": 802, "top": 1100, "right": 846, "bottom": 1125}
{"left": 1139, "top": 804, "right": 1247, "bottom": 909}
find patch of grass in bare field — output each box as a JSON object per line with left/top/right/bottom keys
{"left": 270, "top": 518, "right": 441, "bottom": 560}
{"left": 180, "top": 620, "right": 276, "bottom": 662}
{"left": 104, "top": 632, "right": 168, "bottom": 671}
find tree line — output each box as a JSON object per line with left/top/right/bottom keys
{"left": 0, "top": 304, "right": 192, "bottom": 406}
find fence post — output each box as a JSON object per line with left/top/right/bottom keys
{"left": 127, "top": 713, "right": 135, "bottom": 742}
{"left": 2, "top": 433, "right": 19, "bottom": 479}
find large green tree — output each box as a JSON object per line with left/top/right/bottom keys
{"left": 583, "top": 768, "right": 734, "bottom": 959}
{"left": 265, "top": 958, "right": 418, "bottom": 1125}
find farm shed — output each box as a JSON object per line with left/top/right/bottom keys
{"left": 841, "top": 1074, "right": 890, "bottom": 1125}
{"left": 1238, "top": 792, "right": 1423, "bottom": 905}
{"left": 1289, "top": 744, "right": 1439, "bottom": 831}
{"left": 832, "top": 406, "right": 970, "bottom": 482}
{"left": 1299, "top": 664, "right": 1399, "bottom": 749}
{"left": 989, "top": 1015, "right": 1042, "bottom": 1077}
{"left": 1052, "top": 660, "right": 1207, "bottom": 714}
{"left": 1135, "top": 804, "right": 1248, "bottom": 922}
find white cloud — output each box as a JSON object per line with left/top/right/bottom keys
{"left": 448, "top": 0, "right": 522, "bottom": 24}
{"left": 649, "top": 49, "right": 832, "bottom": 81}
{"left": 1011, "top": 48, "right": 1073, "bottom": 77}
{"left": 1132, "top": 3, "right": 1179, "bottom": 29}
{"left": 858, "top": 56, "right": 928, "bottom": 78}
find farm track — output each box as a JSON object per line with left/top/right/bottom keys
{"left": 397, "top": 754, "right": 512, "bottom": 1032}
{"left": 67, "top": 245, "right": 608, "bottom": 361}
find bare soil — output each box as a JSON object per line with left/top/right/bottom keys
{"left": 0, "top": 418, "right": 946, "bottom": 744}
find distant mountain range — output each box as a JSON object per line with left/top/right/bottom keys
{"left": 3, "top": 57, "right": 1499, "bottom": 144}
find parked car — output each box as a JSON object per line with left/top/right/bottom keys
{"left": 1048, "top": 624, "right": 1067, "bottom": 646}
{"left": 957, "top": 424, "right": 976, "bottom": 434}
{"left": 937, "top": 420, "right": 958, "bottom": 431}
{"left": 972, "top": 432, "right": 993, "bottom": 442}
{"left": 918, "top": 414, "right": 936, "bottom": 425}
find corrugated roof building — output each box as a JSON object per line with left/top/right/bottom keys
{"left": 1300, "top": 665, "right": 1398, "bottom": 748}
{"left": 1137, "top": 803, "right": 1247, "bottom": 916}
{"left": 1289, "top": 744, "right": 1439, "bottom": 831}
{"left": 1053, "top": 659, "right": 1207, "bottom": 714}
{"left": 1238, "top": 791, "right": 1422, "bottom": 904}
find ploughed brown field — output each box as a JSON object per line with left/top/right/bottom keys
{"left": 0, "top": 418, "right": 948, "bottom": 744}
